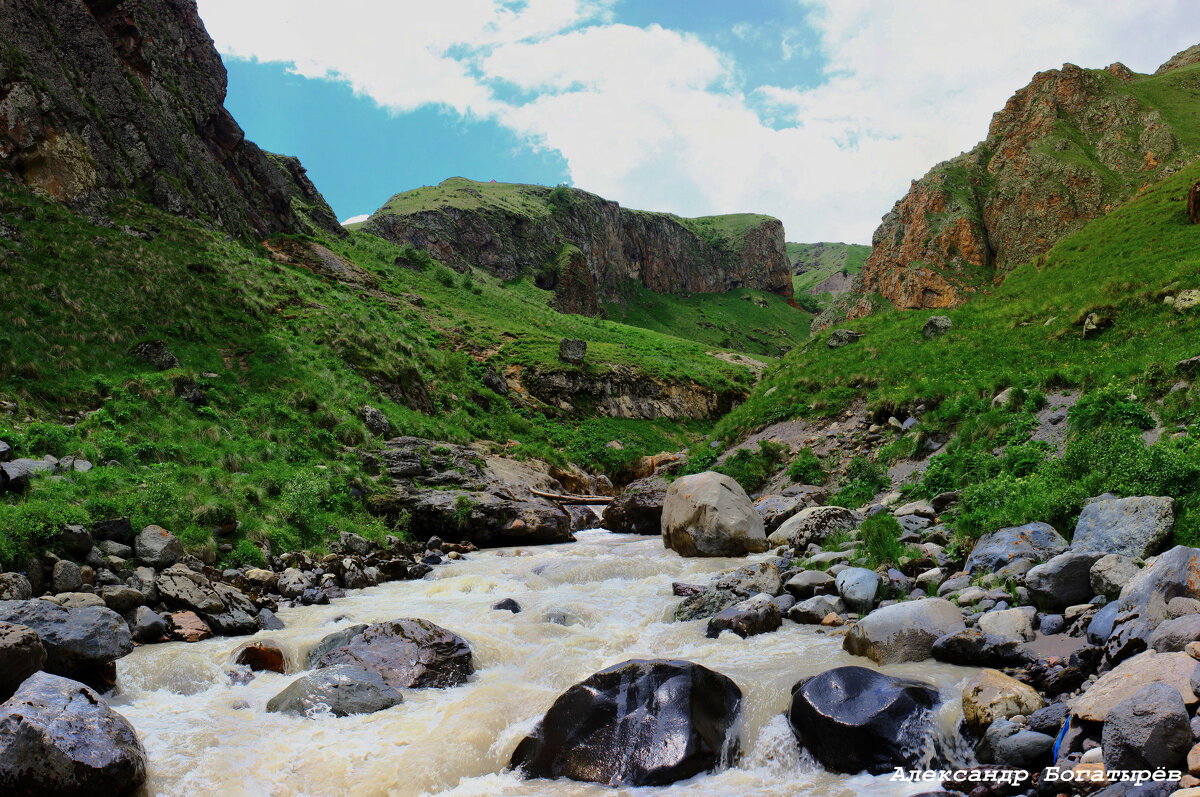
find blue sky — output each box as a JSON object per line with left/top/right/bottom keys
{"left": 200, "top": 0, "right": 1200, "bottom": 241}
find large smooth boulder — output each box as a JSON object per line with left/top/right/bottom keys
{"left": 788, "top": 595, "right": 848, "bottom": 624}
{"left": 753, "top": 494, "right": 807, "bottom": 534}
{"left": 0, "top": 573, "right": 32, "bottom": 601}
{"left": 1072, "top": 496, "right": 1175, "bottom": 559}
{"left": 788, "top": 665, "right": 938, "bottom": 774}
{"left": 1149, "top": 615, "right": 1200, "bottom": 652}
{"left": 1069, "top": 650, "right": 1198, "bottom": 722}
{"left": 767, "top": 505, "right": 858, "bottom": 548}
{"left": 601, "top": 477, "right": 666, "bottom": 535}
{"left": 0, "top": 623, "right": 45, "bottom": 701}
{"left": 835, "top": 567, "right": 881, "bottom": 614}
{"left": 706, "top": 595, "right": 782, "bottom": 639}
{"left": 133, "top": 525, "right": 183, "bottom": 568}
{"left": 306, "top": 625, "right": 369, "bottom": 668}
{"left": 510, "top": 659, "right": 742, "bottom": 787}
{"left": 315, "top": 618, "right": 474, "bottom": 689}
{"left": 962, "top": 669, "right": 1045, "bottom": 733}
{"left": 1112, "top": 546, "right": 1200, "bottom": 647}
{"left": 266, "top": 665, "right": 403, "bottom": 717}
{"left": 1101, "top": 683, "right": 1191, "bottom": 771}
{"left": 965, "top": 523, "right": 1067, "bottom": 575}
{"left": 660, "top": 472, "right": 767, "bottom": 557}
{"left": 1025, "top": 551, "right": 1103, "bottom": 610}
{"left": 784, "top": 570, "right": 836, "bottom": 600}
{"left": 977, "top": 608, "right": 1036, "bottom": 642}
{"left": 0, "top": 601, "right": 131, "bottom": 679}
{"left": 843, "top": 598, "right": 965, "bottom": 664}
{"left": 932, "top": 628, "right": 1030, "bottom": 667}
{"left": 156, "top": 565, "right": 224, "bottom": 614}
{"left": 0, "top": 672, "right": 146, "bottom": 795}
{"left": 1090, "top": 554, "right": 1139, "bottom": 600}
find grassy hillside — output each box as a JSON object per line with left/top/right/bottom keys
{"left": 375, "top": 177, "right": 774, "bottom": 251}
{"left": 788, "top": 241, "right": 871, "bottom": 295}
{"left": 713, "top": 156, "right": 1200, "bottom": 543}
{"left": 0, "top": 179, "right": 762, "bottom": 565}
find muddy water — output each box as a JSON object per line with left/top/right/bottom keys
{"left": 113, "top": 530, "right": 978, "bottom": 797}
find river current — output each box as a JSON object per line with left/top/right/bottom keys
{"left": 112, "top": 529, "right": 978, "bottom": 796}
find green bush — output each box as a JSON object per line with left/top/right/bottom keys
{"left": 859, "top": 513, "right": 912, "bottom": 569}
{"left": 786, "top": 449, "right": 824, "bottom": 484}
{"left": 1070, "top": 382, "right": 1155, "bottom": 431}
{"left": 0, "top": 498, "right": 90, "bottom": 564}
{"left": 22, "top": 422, "right": 71, "bottom": 458}
{"left": 829, "top": 456, "right": 888, "bottom": 508}
{"left": 715, "top": 440, "right": 785, "bottom": 493}
{"left": 221, "top": 538, "right": 266, "bottom": 569}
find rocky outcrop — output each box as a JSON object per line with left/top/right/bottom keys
{"left": 510, "top": 659, "right": 742, "bottom": 787}
{"left": 0, "top": 0, "right": 342, "bottom": 238}
{"left": 519, "top": 366, "right": 743, "bottom": 421}
{"left": 365, "top": 178, "right": 792, "bottom": 314}
{"left": 820, "top": 51, "right": 1199, "bottom": 328}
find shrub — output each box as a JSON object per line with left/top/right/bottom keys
{"left": 829, "top": 456, "right": 888, "bottom": 508}
{"left": 22, "top": 422, "right": 71, "bottom": 458}
{"left": 1069, "top": 382, "right": 1155, "bottom": 432}
{"left": 0, "top": 498, "right": 90, "bottom": 564}
{"left": 221, "top": 538, "right": 266, "bottom": 569}
{"left": 716, "top": 440, "right": 785, "bottom": 493}
{"left": 786, "top": 449, "right": 824, "bottom": 484}
{"left": 860, "top": 513, "right": 912, "bottom": 568}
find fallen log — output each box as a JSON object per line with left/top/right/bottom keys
{"left": 530, "top": 488, "right": 614, "bottom": 505}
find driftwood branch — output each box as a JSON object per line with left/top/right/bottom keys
{"left": 530, "top": 488, "right": 614, "bottom": 505}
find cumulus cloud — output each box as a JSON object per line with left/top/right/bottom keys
{"left": 196, "top": 0, "right": 1200, "bottom": 242}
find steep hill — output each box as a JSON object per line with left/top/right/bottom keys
{"left": 818, "top": 44, "right": 1200, "bottom": 329}
{"left": 0, "top": 0, "right": 341, "bottom": 238}
{"left": 787, "top": 242, "right": 870, "bottom": 297}
{"left": 364, "top": 178, "right": 793, "bottom": 315}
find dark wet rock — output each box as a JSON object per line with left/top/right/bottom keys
{"left": 266, "top": 665, "right": 403, "bottom": 717}
{"left": 0, "top": 672, "right": 146, "bottom": 795}
{"left": 784, "top": 570, "right": 836, "bottom": 600}
{"left": 0, "top": 600, "right": 131, "bottom": 681}
{"left": 492, "top": 598, "right": 521, "bottom": 613}
{"left": 601, "top": 476, "right": 667, "bottom": 535}
{"left": 53, "top": 525, "right": 93, "bottom": 559}
{"left": 977, "top": 719, "right": 1054, "bottom": 769}
{"left": 205, "top": 583, "right": 257, "bottom": 636}
{"left": 1027, "top": 701, "right": 1069, "bottom": 736}
{"left": 130, "top": 606, "right": 166, "bottom": 643}
{"left": 706, "top": 596, "right": 782, "bottom": 639}
{"left": 788, "top": 595, "right": 848, "bottom": 624}
{"left": 133, "top": 525, "right": 183, "bottom": 569}
{"left": 965, "top": 523, "right": 1067, "bottom": 575}
{"left": 510, "top": 658, "right": 742, "bottom": 787}
{"left": 1102, "top": 682, "right": 1191, "bottom": 771}
{"left": 1072, "top": 496, "right": 1175, "bottom": 559}
{"left": 315, "top": 618, "right": 474, "bottom": 689}
{"left": 674, "top": 562, "right": 781, "bottom": 622}
{"left": 931, "top": 628, "right": 1030, "bottom": 667}
{"left": 92, "top": 517, "right": 132, "bottom": 543}
{"left": 788, "top": 665, "right": 938, "bottom": 775}
{"left": 0, "top": 622, "right": 45, "bottom": 702}
{"left": 255, "top": 608, "right": 284, "bottom": 631}
{"left": 1087, "top": 601, "right": 1121, "bottom": 645}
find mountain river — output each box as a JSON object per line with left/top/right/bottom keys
{"left": 112, "top": 529, "right": 978, "bottom": 797}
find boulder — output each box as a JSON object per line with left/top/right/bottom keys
{"left": 1071, "top": 496, "right": 1175, "bottom": 559}
{"left": 1101, "top": 682, "right": 1191, "bottom": 771}
{"left": 0, "top": 600, "right": 131, "bottom": 680}
{"left": 266, "top": 665, "right": 402, "bottom": 717}
{"left": 167, "top": 611, "right": 211, "bottom": 643}
{"left": 965, "top": 523, "right": 1067, "bottom": 575}
{"left": 843, "top": 598, "right": 965, "bottom": 664}
{"left": 0, "top": 573, "right": 32, "bottom": 602}
{"left": 827, "top": 329, "right": 863, "bottom": 348}
{"left": 767, "top": 505, "right": 858, "bottom": 548}
{"left": 0, "top": 622, "right": 45, "bottom": 701}
{"left": 277, "top": 568, "right": 312, "bottom": 599}
{"left": 977, "top": 720, "right": 1055, "bottom": 769}
{"left": 1090, "top": 554, "right": 1139, "bottom": 600}
{"left": 1149, "top": 615, "right": 1200, "bottom": 653}
{"left": 0, "top": 672, "right": 146, "bottom": 795}
{"left": 51, "top": 560, "right": 82, "bottom": 594}
{"left": 1025, "top": 551, "right": 1103, "bottom": 610}
{"left": 98, "top": 586, "right": 144, "bottom": 614}
{"left": 255, "top": 608, "right": 284, "bottom": 631}
{"left": 510, "top": 659, "right": 741, "bottom": 787}
{"left": 753, "top": 494, "right": 807, "bottom": 533}
{"left": 962, "top": 669, "right": 1045, "bottom": 733}
{"left": 205, "top": 583, "right": 258, "bottom": 636}
{"left": 706, "top": 595, "right": 782, "bottom": 639}
{"left": 1117, "top": 545, "right": 1200, "bottom": 630}
{"left": 601, "top": 477, "right": 666, "bottom": 535}
{"left": 784, "top": 570, "right": 836, "bottom": 600}
{"left": 931, "top": 628, "right": 1030, "bottom": 667}
{"left": 835, "top": 567, "right": 881, "bottom": 614}
{"left": 155, "top": 565, "right": 223, "bottom": 614}
{"left": 977, "top": 608, "right": 1036, "bottom": 642}
{"left": 558, "top": 338, "right": 586, "bottom": 365}
{"left": 91, "top": 517, "right": 132, "bottom": 543}
{"left": 306, "top": 625, "right": 369, "bottom": 668}
{"left": 788, "top": 665, "right": 938, "bottom": 774}
{"left": 361, "top": 405, "right": 391, "bottom": 436}
{"left": 788, "top": 595, "right": 848, "bottom": 624}
{"left": 1069, "top": 650, "right": 1198, "bottom": 721}
{"left": 923, "top": 315, "right": 953, "bottom": 338}
{"left": 133, "top": 525, "right": 183, "bottom": 568}
{"left": 315, "top": 618, "right": 474, "bottom": 689}
{"left": 130, "top": 606, "right": 166, "bottom": 642}
{"left": 660, "top": 472, "right": 767, "bottom": 557}
{"left": 1087, "top": 601, "right": 1121, "bottom": 645}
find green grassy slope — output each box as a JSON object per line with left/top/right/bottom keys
{"left": 710, "top": 157, "right": 1200, "bottom": 544}
{"left": 788, "top": 242, "right": 871, "bottom": 294}
{"left": 0, "top": 180, "right": 761, "bottom": 564}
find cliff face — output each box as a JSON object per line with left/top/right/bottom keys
{"left": 0, "top": 0, "right": 342, "bottom": 238}
{"left": 366, "top": 179, "right": 791, "bottom": 314}
{"left": 825, "top": 50, "right": 1200, "bottom": 328}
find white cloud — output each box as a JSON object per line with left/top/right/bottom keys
{"left": 340, "top": 214, "right": 370, "bottom": 225}
{"left": 196, "top": 0, "right": 1200, "bottom": 243}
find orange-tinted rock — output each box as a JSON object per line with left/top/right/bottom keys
{"left": 232, "top": 641, "right": 287, "bottom": 674}
{"left": 168, "top": 611, "right": 211, "bottom": 643}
